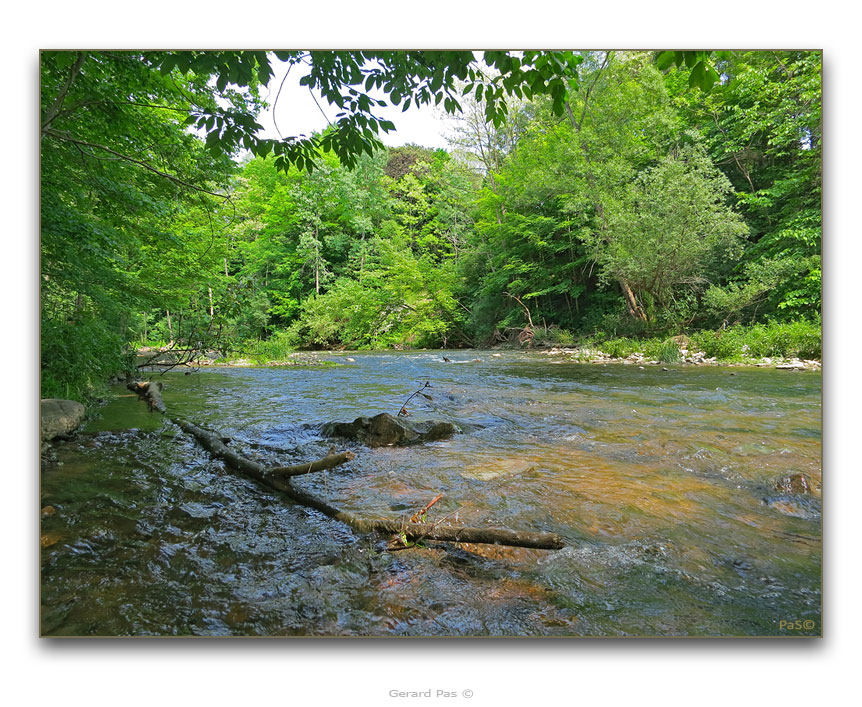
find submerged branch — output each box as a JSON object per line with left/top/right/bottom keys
{"left": 269, "top": 451, "right": 356, "bottom": 477}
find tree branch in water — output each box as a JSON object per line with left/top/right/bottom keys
{"left": 127, "top": 381, "right": 565, "bottom": 551}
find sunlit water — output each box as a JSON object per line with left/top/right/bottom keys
{"left": 41, "top": 352, "right": 821, "bottom": 636}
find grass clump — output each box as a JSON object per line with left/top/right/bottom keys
{"left": 652, "top": 338, "right": 682, "bottom": 363}
{"left": 688, "top": 320, "right": 820, "bottom": 360}
{"left": 242, "top": 331, "right": 298, "bottom": 363}
{"left": 595, "top": 337, "right": 642, "bottom": 359}
{"left": 688, "top": 328, "right": 747, "bottom": 361}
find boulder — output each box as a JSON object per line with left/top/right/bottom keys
{"left": 40, "top": 399, "right": 86, "bottom": 445}
{"left": 322, "top": 412, "right": 457, "bottom": 447}
{"left": 774, "top": 473, "right": 815, "bottom": 495}
{"left": 776, "top": 360, "right": 807, "bottom": 370}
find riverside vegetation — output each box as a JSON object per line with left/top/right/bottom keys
{"left": 40, "top": 50, "right": 821, "bottom": 402}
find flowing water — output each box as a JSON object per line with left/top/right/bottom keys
{"left": 40, "top": 352, "right": 822, "bottom": 636}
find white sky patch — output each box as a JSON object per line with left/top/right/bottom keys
{"left": 256, "top": 55, "right": 460, "bottom": 150}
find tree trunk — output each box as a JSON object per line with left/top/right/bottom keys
{"left": 619, "top": 279, "right": 647, "bottom": 321}
{"left": 314, "top": 228, "right": 320, "bottom": 294}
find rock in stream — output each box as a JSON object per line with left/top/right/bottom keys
{"left": 322, "top": 412, "right": 458, "bottom": 448}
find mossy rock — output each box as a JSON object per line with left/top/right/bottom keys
{"left": 322, "top": 412, "right": 458, "bottom": 447}
{"left": 40, "top": 399, "right": 86, "bottom": 447}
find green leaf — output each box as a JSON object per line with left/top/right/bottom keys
{"left": 655, "top": 51, "right": 676, "bottom": 71}
{"left": 689, "top": 61, "right": 707, "bottom": 90}
{"left": 703, "top": 65, "right": 721, "bottom": 92}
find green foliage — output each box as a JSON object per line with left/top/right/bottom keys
{"left": 744, "top": 321, "right": 821, "bottom": 359}
{"left": 538, "top": 327, "right": 576, "bottom": 346}
{"left": 689, "top": 320, "right": 821, "bottom": 360}
{"left": 665, "top": 51, "right": 821, "bottom": 321}
{"left": 594, "top": 143, "right": 748, "bottom": 318}
{"left": 702, "top": 255, "right": 814, "bottom": 323}
{"left": 145, "top": 50, "right": 585, "bottom": 172}
{"left": 584, "top": 321, "right": 819, "bottom": 363}
{"left": 688, "top": 328, "right": 747, "bottom": 361}
{"left": 40, "top": 50, "right": 247, "bottom": 398}
{"left": 655, "top": 51, "right": 721, "bottom": 91}
{"left": 650, "top": 339, "right": 683, "bottom": 364}
{"left": 241, "top": 331, "right": 298, "bottom": 363}
{"left": 286, "top": 240, "right": 463, "bottom": 350}
{"left": 593, "top": 337, "right": 642, "bottom": 359}
{"left": 41, "top": 312, "right": 132, "bottom": 401}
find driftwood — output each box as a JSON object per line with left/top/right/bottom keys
{"left": 269, "top": 451, "right": 356, "bottom": 477}
{"left": 129, "top": 381, "right": 565, "bottom": 551}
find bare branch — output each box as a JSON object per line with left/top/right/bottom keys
{"left": 41, "top": 52, "right": 87, "bottom": 132}
{"left": 42, "top": 129, "right": 230, "bottom": 200}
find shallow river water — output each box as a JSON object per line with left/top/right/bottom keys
{"left": 40, "top": 352, "right": 821, "bottom": 636}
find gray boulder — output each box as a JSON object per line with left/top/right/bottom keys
{"left": 322, "top": 412, "right": 457, "bottom": 447}
{"left": 41, "top": 399, "right": 86, "bottom": 446}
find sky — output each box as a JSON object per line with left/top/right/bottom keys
{"left": 255, "top": 55, "right": 461, "bottom": 150}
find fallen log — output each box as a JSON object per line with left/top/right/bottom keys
{"left": 127, "top": 380, "right": 165, "bottom": 412}
{"left": 172, "top": 416, "right": 563, "bottom": 550}
{"left": 128, "top": 381, "right": 565, "bottom": 550}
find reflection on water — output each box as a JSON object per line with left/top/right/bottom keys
{"left": 41, "top": 352, "right": 821, "bottom": 636}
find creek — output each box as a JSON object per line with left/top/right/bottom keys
{"left": 40, "top": 351, "right": 821, "bottom": 636}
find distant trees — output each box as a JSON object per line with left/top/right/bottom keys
{"left": 454, "top": 50, "right": 819, "bottom": 339}
{"left": 39, "top": 49, "right": 819, "bottom": 400}
{"left": 231, "top": 145, "right": 476, "bottom": 349}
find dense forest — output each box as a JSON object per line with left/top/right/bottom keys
{"left": 40, "top": 50, "right": 821, "bottom": 401}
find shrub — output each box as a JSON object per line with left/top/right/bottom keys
{"left": 242, "top": 330, "right": 298, "bottom": 363}
{"left": 689, "top": 320, "right": 821, "bottom": 360}
{"left": 538, "top": 326, "right": 576, "bottom": 346}
{"left": 41, "top": 313, "right": 132, "bottom": 402}
{"left": 742, "top": 320, "right": 821, "bottom": 359}
{"left": 689, "top": 328, "right": 747, "bottom": 360}
{"left": 654, "top": 338, "right": 682, "bottom": 363}
{"left": 598, "top": 337, "right": 642, "bottom": 358}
